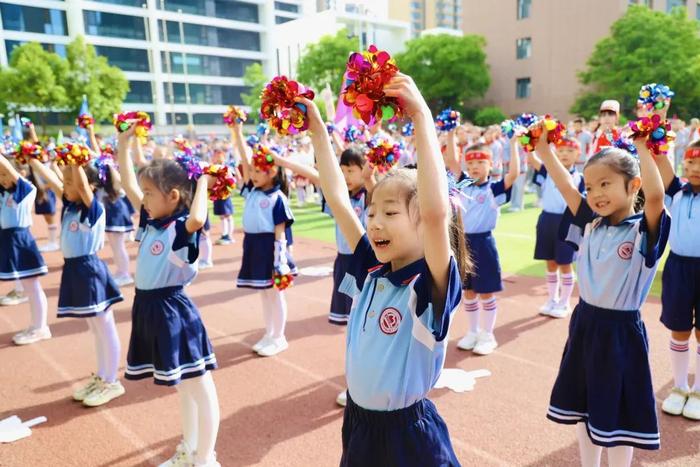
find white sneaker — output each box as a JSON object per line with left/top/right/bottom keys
{"left": 0, "top": 290, "right": 29, "bottom": 306}
{"left": 257, "top": 336, "right": 289, "bottom": 357}
{"left": 215, "top": 236, "right": 232, "bottom": 245}
{"left": 73, "top": 374, "right": 104, "bottom": 401}
{"left": 549, "top": 304, "right": 571, "bottom": 319}
{"left": 159, "top": 440, "right": 193, "bottom": 467}
{"left": 13, "top": 327, "right": 51, "bottom": 345}
{"left": 539, "top": 299, "right": 557, "bottom": 316}
{"left": 198, "top": 261, "right": 214, "bottom": 270}
{"left": 457, "top": 331, "right": 479, "bottom": 351}
{"left": 472, "top": 332, "right": 498, "bottom": 356}
{"left": 682, "top": 391, "right": 700, "bottom": 420}
{"left": 192, "top": 453, "right": 221, "bottom": 467}
{"left": 38, "top": 242, "right": 60, "bottom": 252}
{"left": 114, "top": 275, "right": 134, "bottom": 287}
{"left": 252, "top": 334, "right": 273, "bottom": 353}
{"left": 336, "top": 390, "right": 347, "bottom": 407}
{"left": 83, "top": 380, "right": 126, "bottom": 407}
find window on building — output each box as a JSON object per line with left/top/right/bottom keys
{"left": 516, "top": 37, "right": 532, "bottom": 59}
{"left": 697, "top": 0, "right": 700, "bottom": 19}
{"left": 667, "top": 0, "right": 685, "bottom": 12}
{"left": 163, "top": 83, "right": 247, "bottom": 105}
{"left": 83, "top": 11, "right": 146, "bottom": 40}
{"left": 275, "top": 15, "right": 294, "bottom": 24}
{"left": 161, "top": 52, "right": 259, "bottom": 77}
{"left": 5, "top": 40, "right": 67, "bottom": 60}
{"left": 95, "top": 46, "right": 149, "bottom": 72}
{"left": 160, "top": 21, "right": 260, "bottom": 51}
{"left": 125, "top": 81, "right": 153, "bottom": 104}
{"left": 517, "top": 0, "right": 532, "bottom": 19}
{"left": 516, "top": 78, "right": 531, "bottom": 99}
{"left": 193, "top": 113, "right": 226, "bottom": 124}
{"left": 166, "top": 113, "right": 189, "bottom": 125}
{"left": 0, "top": 4, "right": 67, "bottom": 35}
{"left": 274, "top": 2, "right": 299, "bottom": 13}
{"left": 158, "top": 0, "right": 259, "bottom": 22}
{"left": 91, "top": 0, "right": 143, "bottom": 7}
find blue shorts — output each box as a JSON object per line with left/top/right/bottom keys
{"left": 58, "top": 254, "right": 124, "bottom": 318}
{"left": 126, "top": 286, "right": 216, "bottom": 386}
{"left": 34, "top": 190, "right": 56, "bottom": 215}
{"left": 213, "top": 198, "right": 234, "bottom": 216}
{"left": 534, "top": 211, "right": 576, "bottom": 265}
{"left": 661, "top": 252, "right": 700, "bottom": 331}
{"left": 547, "top": 300, "right": 659, "bottom": 450}
{"left": 329, "top": 253, "right": 353, "bottom": 325}
{"left": 341, "top": 393, "right": 460, "bottom": 467}
{"left": 463, "top": 232, "right": 502, "bottom": 294}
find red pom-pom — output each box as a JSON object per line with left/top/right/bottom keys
{"left": 366, "top": 137, "right": 400, "bottom": 173}
{"left": 273, "top": 271, "right": 293, "bottom": 290}
{"left": 55, "top": 142, "right": 92, "bottom": 167}
{"left": 223, "top": 106, "right": 247, "bottom": 126}
{"left": 260, "top": 76, "right": 315, "bottom": 136}
{"left": 205, "top": 164, "right": 237, "bottom": 201}
{"left": 76, "top": 114, "right": 95, "bottom": 129}
{"left": 12, "top": 141, "right": 45, "bottom": 165}
{"left": 251, "top": 144, "right": 276, "bottom": 172}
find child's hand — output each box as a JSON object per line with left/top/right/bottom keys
{"left": 383, "top": 73, "right": 429, "bottom": 120}
{"left": 533, "top": 121, "right": 549, "bottom": 153}
{"left": 294, "top": 96, "right": 324, "bottom": 134}
{"left": 117, "top": 123, "right": 136, "bottom": 141}
{"left": 361, "top": 161, "right": 375, "bottom": 181}
{"left": 652, "top": 99, "right": 670, "bottom": 121}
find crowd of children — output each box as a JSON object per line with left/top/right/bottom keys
{"left": 1, "top": 70, "right": 699, "bottom": 467}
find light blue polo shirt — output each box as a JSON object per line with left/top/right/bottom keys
{"left": 240, "top": 182, "right": 294, "bottom": 233}
{"left": 61, "top": 197, "right": 106, "bottom": 258}
{"left": 533, "top": 166, "right": 585, "bottom": 214}
{"left": 339, "top": 235, "right": 462, "bottom": 411}
{"left": 561, "top": 201, "right": 670, "bottom": 311}
{"left": 457, "top": 175, "right": 511, "bottom": 234}
{"left": 322, "top": 188, "right": 367, "bottom": 255}
{"left": 665, "top": 177, "right": 700, "bottom": 257}
{"left": 135, "top": 210, "right": 199, "bottom": 290}
{"left": 0, "top": 177, "right": 36, "bottom": 229}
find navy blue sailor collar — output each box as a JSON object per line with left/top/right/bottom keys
{"left": 147, "top": 209, "right": 187, "bottom": 229}
{"left": 599, "top": 212, "right": 644, "bottom": 227}
{"left": 369, "top": 257, "right": 426, "bottom": 287}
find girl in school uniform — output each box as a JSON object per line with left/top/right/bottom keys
{"left": 303, "top": 74, "right": 468, "bottom": 467}
{"left": 448, "top": 136, "right": 520, "bottom": 356}
{"left": 229, "top": 124, "right": 296, "bottom": 358}
{"left": 30, "top": 166, "right": 60, "bottom": 252}
{"left": 0, "top": 155, "right": 50, "bottom": 345}
{"left": 101, "top": 162, "right": 135, "bottom": 286}
{"left": 534, "top": 121, "right": 668, "bottom": 466}
{"left": 530, "top": 136, "right": 585, "bottom": 318}
{"left": 654, "top": 139, "right": 700, "bottom": 420}
{"left": 29, "top": 156, "right": 125, "bottom": 407}
{"left": 117, "top": 126, "right": 221, "bottom": 467}
{"left": 211, "top": 149, "right": 235, "bottom": 245}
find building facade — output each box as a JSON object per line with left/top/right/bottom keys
{"left": 461, "top": 0, "right": 700, "bottom": 121}
{"left": 0, "top": 0, "right": 312, "bottom": 131}
{"left": 388, "top": 0, "right": 462, "bottom": 37}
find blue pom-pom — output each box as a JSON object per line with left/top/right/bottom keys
{"left": 435, "top": 108, "right": 460, "bottom": 133}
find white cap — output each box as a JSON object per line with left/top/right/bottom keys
{"left": 600, "top": 100, "right": 620, "bottom": 114}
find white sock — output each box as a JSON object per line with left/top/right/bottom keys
{"left": 87, "top": 318, "right": 107, "bottom": 380}
{"left": 180, "top": 372, "right": 220, "bottom": 465}
{"left": 93, "top": 311, "right": 121, "bottom": 383}
{"left": 576, "top": 423, "right": 602, "bottom": 467}
{"left": 607, "top": 446, "right": 633, "bottom": 467}
{"left": 229, "top": 217, "right": 235, "bottom": 236}
{"left": 48, "top": 224, "right": 58, "bottom": 244}
{"left": 558, "top": 273, "right": 575, "bottom": 307}
{"left": 464, "top": 298, "right": 479, "bottom": 334}
{"left": 15, "top": 279, "right": 24, "bottom": 293}
{"left": 20, "top": 277, "right": 47, "bottom": 329}
{"left": 670, "top": 339, "right": 690, "bottom": 391}
{"left": 546, "top": 271, "right": 559, "bottom": 303}
{"left": 694, "top": 344, "right": 700, "bottom": 392}
{"left": 479, "top": 297, "right": 498, "bottom": 334}
{"left": 177, "top": 383, "right": 199, "bottom": 451}
{"left": 269, "top": 289, "right": 287, "bottom": 339}
{"left": 260, "top": 290, "right": 273, "bottom": 336}
{"left": 221, "top": 217, "right": 230, "bottom": 238}
{"left": 107, "top": 232, "right": 130, "bottom": 278}
{"left": 199, "top": 233, "right": 212, "bottom": 264}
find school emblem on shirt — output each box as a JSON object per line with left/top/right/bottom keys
{"left": 354, "top": 206, "right": 363, "bottom": 218}
{"left": 617, "top": 241, "right": 634, "bottom": 260}
{"left": 150, "top": 240, "right": 165, "bottom": 256}
{"left": 379, "top": 307, "right": 402, "bottom": 335}
{"left": 476, "top": 194, "right": 486, "bottom": 204}
{"left": 259, "top": 199, "right": 270, "bottom": 209}
{"left": 5, "top": 198, "right": 12, "bottom": 207}
{"left": 68, "top": 220, "right": 79, "bottom": 232}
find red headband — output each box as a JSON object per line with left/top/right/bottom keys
{"left": 556, "top": 138, "right": 580, "bottom": 150}
{"left": 465, "top": 151, "right": 491, "bottom": 161}
{"left": 684, "top": 148, "right": 700, "bottom": 160}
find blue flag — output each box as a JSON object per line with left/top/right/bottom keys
{"left": 12, "top": 115, "right": 23, "bottom": 142}
{"left": 77, "top": 95, "right": 90, "bottom": 148}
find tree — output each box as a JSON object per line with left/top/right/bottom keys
{"left": 62, "top": 36, "right": 129, "bottom": 122}
{"left": 474, "top": 106, "right": 507, "bottom": 126}
{"left": 0, "top": 42, "right": 68, "bottom": 125}
{"left": 241, "top": 63, "right": 268, "bottom": 122}
{"left": 395, "top": 34, "right": 490, "bottom": 112}
{"left": 296, "top": 29, "right": 357, "bottom": 94}
{"left": 572, "top": 5, "right": 700, "bottom": 120}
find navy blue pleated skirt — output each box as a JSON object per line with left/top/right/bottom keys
{"left": 126, "top": 286, "right": 217, "bottom": 386}
{"left": 57, "top": 254, "right": 123, "bottom": 318}
{"left": 463, "top": 231, "right": 502, "bottom": 293}
{"left": 34, "top": 190, "right": 56, "bottom": 215}
{"left": 0, "top": 228, "right": 48, "bottom": 280}
{"left": 329, "top": 253, "right": 353, "bottom": 325}
{"left": 341, "top": 393, "right": 461, "bottom": 467}
{"left": 237, "top": 232, "right": 297, "bottom": 289}
{"left": 547, "top": 300, "right": 660, "bottom": 450}
{"left": 105, "top": 197, "right": 134, "bottom": 232}
{"left": 213, "top": 198, "right": 234, "bottom": 216}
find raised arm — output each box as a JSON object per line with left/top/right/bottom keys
{"left": 528, "top": 145, "right": 544, "bottom": 171}
{"left": 229, "top": 124, "right": 251, "bottom": 185}
{"left": 185, "top": 175, "right": 209, "bottom": 233}
{"left": 28, "top": 159, "right": 64, "bottom": 199}
{"left": 533, "top": 123, "right": 582, "bottom": 215}
{"left": 298, "top": 97, "right": 364, "bottom": 251}
{"left": 0, "top": 154, "right": 21, "bottom": 183}
{"left": 634, "top": 139, "right": 666, "bottom": 244}
{"left": 28, "top": 122, "right": 39, "bottom": 143}
{"left": 117, "top": 126, "right": 143, "bottom": 207}
{"left": 503, "top": 137, "right": 520, "bottom": 190}
{"left": 444, "top": 129, "right": 463, "bottom": 176}
{"left": 385, "top": 73, "right": 451, "bottom": 310}
{"left": 273, "top": 152, "right": 320, "bottom": 185}
{"left": 88, "top": 125, "right": 100, "bottom": 154}
{"left": 72, "top": 165, "right": 94, "bottom": 208}
{"left": 331, "top": 131, "right": 345, "bottom": 156}
{"left": 131, "top": 137, "right": 148, "bottom": 168}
